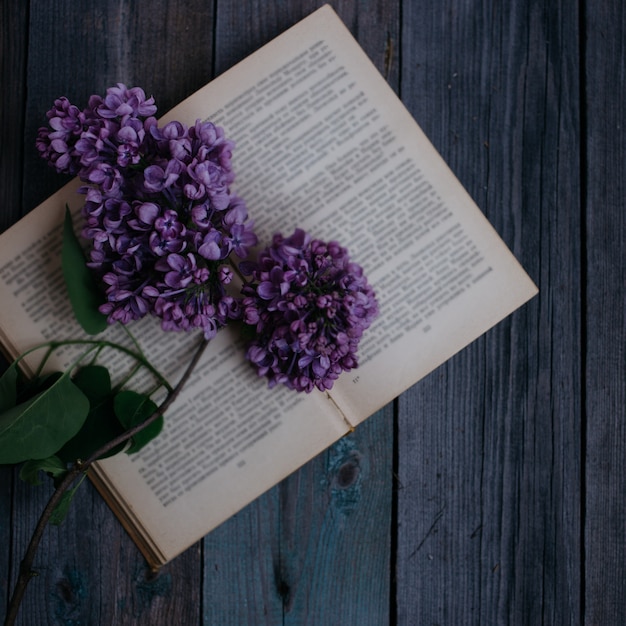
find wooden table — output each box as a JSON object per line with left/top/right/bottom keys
{"left": 1, "top": 1, "right": 624, "bottom": 624}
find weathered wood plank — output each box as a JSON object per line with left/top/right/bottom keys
{"left": 4, "top": 1, "right": 217, "bottom": 623}
{"left": 203, "top": 488, "right": 283, "bottom": 624}
{"left": 396, "top": 0, "right": 582, "bottom": 623}
{"left": 0, "top": 465, "right": 13, "bottom": 621}
{"left": 0, "top": 0, "right": 28, "bottom": 230}
{"left": 1, "top": 0, "right": 30, "bottom": 620}
{"left": 202, "top": 2, "right": 397, "bottom": 624}
{"left": 583, "top": 1, "right": 626, "bottom": 623}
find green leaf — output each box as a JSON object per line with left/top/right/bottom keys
{"left": 57, "top": 365, "right": 125, "bottom": 462}
{"left": 57, "top": 399, "right": 125, "bottom": 462}
{"left": 19, "top": 455, "right": 67, "bottom": 486}
{"left": 72, "top": 365, "right": 112, "bottom": 403}
{"left": 0, "top": 362, "right": 18, "bottom": 412}
{"left": 0, "top": 374, "right": 89, "bottom": 464}
{"left": 49, "top": 475, "right": 86, "bottom": 526}
{"left": 62, "top": 206, "right": 108, "bottom": 335}
{"left": 114, "top": 390, "right": 162, "bottom": 454}
{"left": 20, "top": 371, "right": 63, "bottom": 400}
{"left": 50, "top": 490, "right": 74, "bottom": 525}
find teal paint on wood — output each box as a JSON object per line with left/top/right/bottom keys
{"left": 327, "top": 435, "right": 363, "bottom": 511}
{"left": 203, "top": 488, "right": 283, "bottom": 625}
{"left": 204, "top": 407, "right": 394, "bottom": 626}
{"left": 9, "top": 476, "right": 203, "bottom": 625}
{"left": 279, "top": 409, "right": 393, "bottom": 626}
{"left": 51, "top": 567, "right": 88, "bottom": 624}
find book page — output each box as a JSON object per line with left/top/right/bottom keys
{"left": 164, "top": 4, "right": 538, "bottom": 425}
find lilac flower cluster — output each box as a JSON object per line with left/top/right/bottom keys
{"left": 37, "top": 84, "right": 256, "bottom": 338}
{"left": 241, "top": 229, "right": 378, "bottom": 392}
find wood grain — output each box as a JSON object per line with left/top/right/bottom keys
{"left": 0, "top": 466, "right": 12, "bottom": 622}
{"left": 0, "top": 0, "right": 28, "bottom": 230}
{"left": 396, "top": 0, "right": 582, "bottom": 623}
{"left": 583, "top": 1, "right": 626, "bottom": 623}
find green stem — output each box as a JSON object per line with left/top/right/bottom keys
{"left": 121, "top": 324, "right": 145, "bottom": 360}
{"left": 31, "top": 345, "right": 54, "bottom": 379}
{"left": 15, "top": 338, "right": 173, "bottom": 393}
{"left": 113, "top": 326, "right": 149, "bottom": 392}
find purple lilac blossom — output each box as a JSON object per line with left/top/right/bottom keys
{"left": 241, "top": 229, "right": 378, "bottom": 393}
{"left": 37, "top": 84, "right": 257, "bottom": 339}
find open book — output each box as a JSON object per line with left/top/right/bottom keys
{"left": 0, "top": 5, "right": 537, "bottom": 567}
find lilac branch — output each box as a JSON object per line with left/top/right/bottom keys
{"left": 4, "top": 337, "right": 210, "bottom": 626}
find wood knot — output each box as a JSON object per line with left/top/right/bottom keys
{"left": 326, "top": 437, "right": 365, "bottom": 512}
{"left": 336, "top": 458, "right": 360, "bottom": 488}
